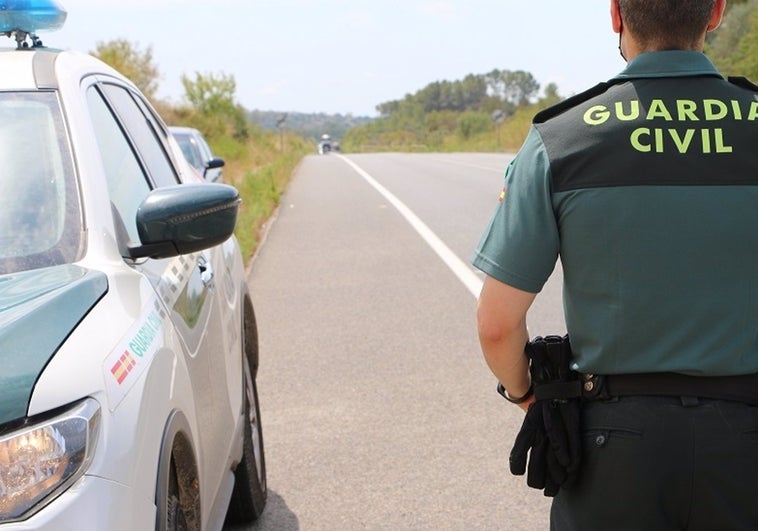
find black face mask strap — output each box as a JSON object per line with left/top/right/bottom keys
{"left": 618, "top": 13, "right": 627, "bottom": 61}
{"left": 619, "top": 32, "right": 626, "bottom": 61}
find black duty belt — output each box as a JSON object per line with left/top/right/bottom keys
{"left": 582, "top": 372, "right": 758, "bottom": 406}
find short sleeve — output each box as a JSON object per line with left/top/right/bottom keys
{"left": 471, "top": 126, "right": 559, "bottom": 293}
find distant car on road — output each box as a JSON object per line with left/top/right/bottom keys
{"left": 318, "top": 133, "right": 332, "bottom": 155}
{"left": 0, "top": 2, "right": 266, "bottom": 530}
{"left": 169, "top": 125, "right": 226, "bottom": 182}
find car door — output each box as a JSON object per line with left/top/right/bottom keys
{"left": 84, "top": 79, "right": 237, "bottom": 504}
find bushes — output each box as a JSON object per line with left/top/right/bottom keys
{"left": 457, "top": 111, "right": 492, "bottom": 140}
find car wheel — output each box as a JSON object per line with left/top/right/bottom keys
{"left": 156, "top": 417, "right": 200, "bottom": 531}
{"left": 224, "top": 332, "right": 267, "bottom": 523}
{"left": 166, "top": 456, "right": 192, "bottom": 531}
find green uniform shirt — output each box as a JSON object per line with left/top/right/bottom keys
{"left": 473, "top": 51, "right": 758, "bottom": 375}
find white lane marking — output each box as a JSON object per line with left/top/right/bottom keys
{"left": 337, "top": 154, "right": 483, "bottom": 299}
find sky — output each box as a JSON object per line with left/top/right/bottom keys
{"left": 45, "top": 0, "right": 624, "bottom": 117}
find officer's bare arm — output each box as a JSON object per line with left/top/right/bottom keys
{"left": 476, "top": 275, "right": 536, "bottom": 411}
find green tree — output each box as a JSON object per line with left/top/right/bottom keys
{"left": 486, "top": 69, "right": 540, "bottom": 107}
{"left": 181, "top": 71, "right": 248, "bottom": 140}
{"left": 728, "top": 7, "right": 758, "bottom": 80}
{"left": 706, "top": 0, "right": 758, "bottom": 78}
{"left": 540, "top": 83, "right": 562, "bottom": 107}
{"left": 91, "top": 39, "right": 160, "bottom": 101}
{"left": 182, "top": 71, "right": 238, "bottom": 114}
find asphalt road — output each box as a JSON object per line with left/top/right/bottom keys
{"left": 234, "top": 152, "right": 566, "bottom": 530}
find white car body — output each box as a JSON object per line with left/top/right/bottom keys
{"left": 0, "top": 44, "right": 265, "bottom": 530}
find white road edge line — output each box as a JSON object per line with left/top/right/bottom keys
{"left": 337, "top": 154, "right": 483, "bottom": 299}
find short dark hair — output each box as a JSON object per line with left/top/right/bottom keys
{"left": 618, "top": 0, "right": 717, "bottom": 49}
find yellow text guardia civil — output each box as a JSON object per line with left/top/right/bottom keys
{"left": 583, "top": 97, "right": 758, "bottom": 154}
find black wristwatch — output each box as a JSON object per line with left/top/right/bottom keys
{"left": 497, "top": 382, "right": 534, "bottom": 404}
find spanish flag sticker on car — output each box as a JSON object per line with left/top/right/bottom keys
{"left": 499, "top": 187, "right": 506, "bottom": 202}
{"left": 103, "top": 298, "right": 166, "bottom": 410}
{"left": 110, "top": 351, "right": 137, "bottom": 385}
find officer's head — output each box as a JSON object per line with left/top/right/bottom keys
{"left": 611, "top": 0, "right": 726, "bottom": 60}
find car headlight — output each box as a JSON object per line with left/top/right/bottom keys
{"left": 0, "top": 398, "right": 100, "bottom": 523}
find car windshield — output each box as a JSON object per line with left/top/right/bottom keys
{"left": 0, "top": 92, "right": 82, "bottom": 275}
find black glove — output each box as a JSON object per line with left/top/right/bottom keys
{"left": 507, "top": 335, "right": 582, "bottom": 497}
{"left": 509, "top": 400, "right": 560, "bottom": 496}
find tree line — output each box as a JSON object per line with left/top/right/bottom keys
{"left": 343, "top": 69, "right": 561, "bottom": 153}
{"left": 376, "top": 70, "right": 549, "bottom": 118}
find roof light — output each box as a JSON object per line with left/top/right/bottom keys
{"left": 0, "top": 0, "right": 67, "bottom": 48}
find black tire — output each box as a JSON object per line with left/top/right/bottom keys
{"left": 155, "top": 414, "right": 199, "bottom": 531}
{"left": 225, "top": 341, "right": 267, "bottom": 523}
{"left": 166, "top": 495, "right": 188, "bottom": 531}
{"left": 166, "top": 457, "right": 191, "bottom": 531}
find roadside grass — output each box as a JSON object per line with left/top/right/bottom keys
{"left": 210, "top": 127, "right": 312, "bottom": 262}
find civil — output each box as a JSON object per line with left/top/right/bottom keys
{"left": 629, "top": 127, "right": 733, "bottom": 154}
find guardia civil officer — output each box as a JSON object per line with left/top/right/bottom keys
{"left": 473, "top": 0, "right": 758, "bottom": 529}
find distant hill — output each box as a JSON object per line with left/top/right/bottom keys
{"left": 247, "top": 110, "right": 374, "bottom": 144}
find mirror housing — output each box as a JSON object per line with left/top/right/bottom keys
{"left": 128, "top": 183, "right": 240, "bottom": 260}
{"left": 203, "top": 157, "right": 225, "bottom": 180}
{"left": 205, "top": 157, "right": 225, "bottom": 170}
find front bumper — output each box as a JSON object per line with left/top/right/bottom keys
{"left": 1, "top": 475, "right": 155, "bottom": 530}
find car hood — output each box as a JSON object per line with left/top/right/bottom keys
{"left": 0, "top": 265, "right": 108, "bottom": 426}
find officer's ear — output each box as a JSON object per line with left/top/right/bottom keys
{"left": 707, "top": 0, "right": 726, "bottom": 32}
{"left": 610, "top": 0, "right": 622, "bottom": 34}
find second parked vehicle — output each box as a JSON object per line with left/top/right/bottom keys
{"left": 170, "top": 126, "right": 226, "bottom": 182}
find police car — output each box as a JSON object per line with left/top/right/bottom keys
{"left": 0, "top": 1, "right": 266, "bottom": 529}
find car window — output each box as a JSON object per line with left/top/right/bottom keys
{"left": 99, "top": 83, "right": 179, "bottom": 189}
{"left": 174, "top": 132, "right": 202, "bottom": 169}
{"left": 131, "top": 91, "right": 184, "bottom": 173}
{"left": 195, "top": 133, "right": 214, "bottom": 161}
{"left": 86, "top": 86, "right": 150, "bottom": 247}
{"left": 0, "top": 91, "right": 82, "bottom": 274}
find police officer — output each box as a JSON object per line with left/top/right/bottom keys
{"left": 473, "top": 0, "right": 758, "bottom": 529}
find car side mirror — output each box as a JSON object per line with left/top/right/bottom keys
{"left": 202, "top": 157, "right": 225, "bottom": 181}
{"left": 128, "top": 183, "right": 240, "bottom": 259}
{"left": 205, "top": 157, "right": 225, "bottom": 170}
{"left": 205, "top": 157, "right": 226, "bottom": 170}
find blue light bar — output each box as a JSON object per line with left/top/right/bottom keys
{"left": 0, "top": 0, "right": 67, "bottom": 35}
